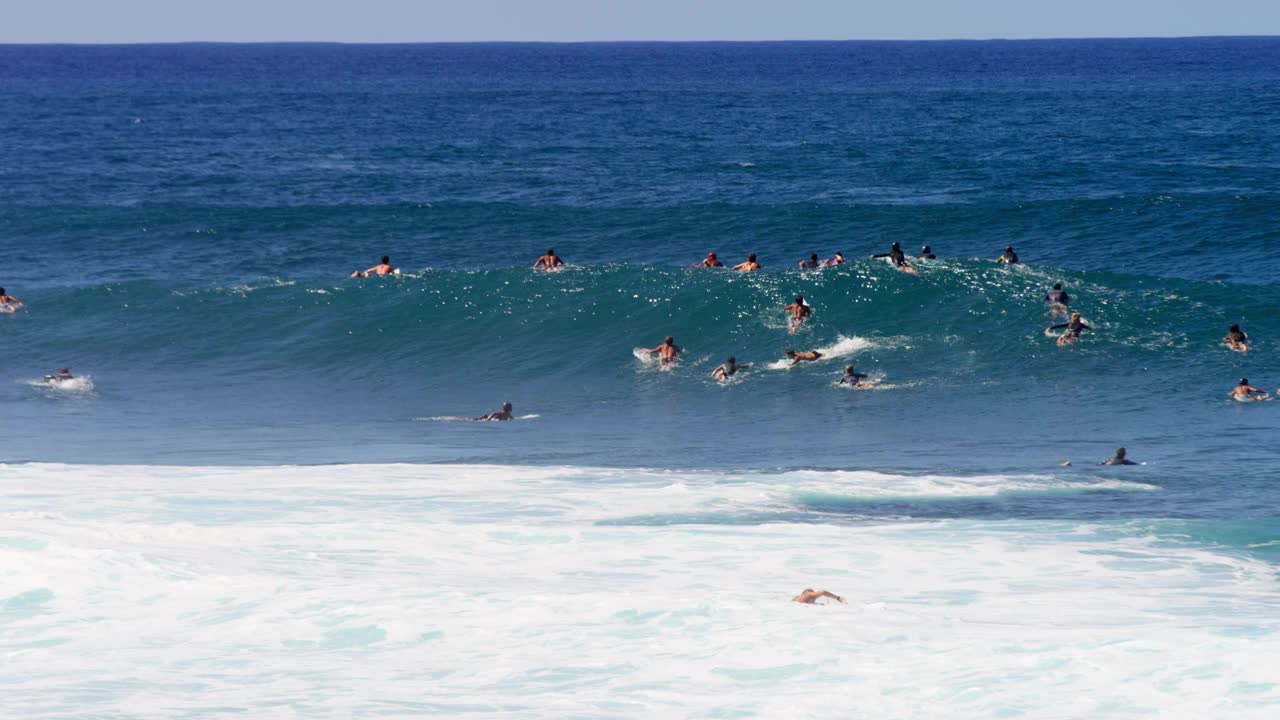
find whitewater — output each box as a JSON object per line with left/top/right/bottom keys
{"left": 4, "top": 463, "right": 1278, "bottom": 718}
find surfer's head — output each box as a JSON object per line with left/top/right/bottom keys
{"left": 707, "top": 251, "right": 716, "bottom": 260}
{"left": 664, "top": 336, "right": 674, "bottom": 345}
{"left": 834, "top": 252, "right": 844, "bottom": 260}
{"left": 58, "top": 368, "right": 70, "bottom": 375}
{"left": 1230, "top": 323, "right": 1241, "bottom": 332}
{"left": 0, "top": 287, "right": 5, "bottom": 295}
{"left": 1240, "top": 377, "right": 1249, "bottom": 386}
{"left": 1070, "top": 312, "right": 1082, "bottom": 321}
{"left": 809, "top": 253, "right": 818, "bottom": 262}
{"left": 503, "top": 402, "right": 512, "bottom": 412}
{"left": 546, "top": 248, "right": 555, "bottom": 256}
{"left": 381, "top": 256, "right": 390, "bottom": 265}
{"left": 921, "top": 245, "right": 931, "bottom": 253}
{"left": 727, "top": 355, "right": 736, "bottom": 365}
{"left": 1114, "top": 447, "right": 1127, "bottom": 459}
{"left": 747, "top": 253, "right": 757, "bottom": 262}
{"left": 795, "top": 295, "right": 804, "bottom": 304}
{"left": 891, "top": 242, "right": 900, "bottom": 251}
{"left": 785, "top": 349, "right": 796, "bottom": 358}
{"left": 844, "top": 365, "right": 854, "bottom": 374}
{"left": 1053, "top": 282, "right": 1062, "bottom": 290}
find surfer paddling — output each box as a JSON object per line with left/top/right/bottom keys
{"left": 44, "top": 368, "right": 75, "bottom": 383}
{"left": 871, "top": 242, "right": 908, "bottom": 267}
{"left": 1231, "top": 378, "right": 1268, "bottom": 401}
{"left": 475, "top": 402, "right": 514, "bottom": 421}
{"left": 1224, "top": 324, "right": 1249, "bottom": 352}
{"left": 823, "top": 252, "right": 846, "bottom": 267}
{"left": 792, "top": 588, "right": 846, "bottom": 605}
{"left": 645, "top": 336, "right": 682, "bottom": 365}
{"left": 799, "top": 253, "right": 820, "bottom": 269}
{"left": 351, "top": 256, "right": 395, "bottom": 278}
{"left": 1047, "top": 312, "right": 1090, "bottom": 345}
{"left": 837, "top": 364, "right": 871, "bottom": 387}
{"left": 784, "top": 295, "right": 812, "bottom": 333}
{"left": 784, "top": 348, "right": 822, "bottom": 366}
{"left": 1100, "top": 447, "right": 1139, "bottom": 466}
{"left": 733, "top": 253, "right": 760, "bottom": 272}
{"left": 1045, "top": 282, "right": 1070, "bottom": 312}
{"left": 0, "top": 287, "right": 22, "bottom": 308}
{"left": 697, "top": 252, "right": 724, "bottom": 268}
{"left": 919, "top": 245, "right": 937, "bottom": 259}
{"left": 533, "top": 248, "right": 564, "bottom": 271}
{"left": 996, "top": 245, "right": 1019, "bottom": 264}
{"left": 710, "top": 356, "right": 750, "bottom": 381}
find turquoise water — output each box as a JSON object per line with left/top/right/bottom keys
{"left": 1, "top": 40, "right": 1279, "bottom": 717}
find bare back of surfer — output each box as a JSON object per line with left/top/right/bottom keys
{"left": 784, "top": 349, "right": 821, "bottom": 366}
{"left": 784, "top": 295, "right": 812, "bottom": 333}
{"left": 352, "top": 256, "right": 395, "bottom": 278}
{"left": 646, "top": 336, "right": 681, "bottom": 365}
{"left": 792, "top": 588, "right": 845, "bottom": 604}
{"left": 1232, "top": 378, "right": 1268, "bottom": 401}
{"left": 0, "top": 287, "right": 22, "bottom": 308}
{"left": 733, "top": 253, "right": 760, "bottom": 272}
{"left": 533, "top": 248, "right": 564, "bottom": 271}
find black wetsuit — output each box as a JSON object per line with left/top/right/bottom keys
{"left": 1050, "top": 319, "right": 1090, "bottom": 338}
{"left": 1000, "top": 251, "right": 1019, "bottom": 264}
{"left": 873, "top": 248, "right": 907, "bottom": 266}
{"left": 1046, "top": 289, "right": 1070, "bottom": 305}
{"left": 839, "top": 372, "right": 869, "bottom": 385}
{"left": 919, "top": 251, "right": 937, "bottom": 260}
{"left": 1102, "top": 456, "right": 1137, "bottom": 466}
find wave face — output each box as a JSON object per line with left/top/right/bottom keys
{"left": 0, "top": 40, "right": 1278, "bottom": 487}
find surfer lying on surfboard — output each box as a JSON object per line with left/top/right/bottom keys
{"left": 1231, "top": 378, "right": 1268, "bottom": 401}
{"left": 871, "top": 242, "right": 917, "bottom": 273}
{"left": 710, "top": 356, "right": 751, "bottom": 381}
{"left": 784, "top": 295, "right": 812, "bottom": 333}
{"left": 351, "top": 256, "right": 395, "bottom": 278}
{"left": 1224, "top": 323, "right": 1249, "bottom": 352}
{"left": 475, "top": 402, "right": 514, "bottom": 421}
{"left": 1047, "top": 312, "right": 1090, "bottom": 345}
{"left": 533, "top": 248, "right": 564, "bottom": 271}
{"left": 644, "top": 336, "right": 682, "bottom": 365}
{"left": 837, "top": 364, "right": 872, "bottom": 387}
{"left": 0, "top": 287, "right": 23, "bottom": 309}
{"left": 784, "top": 348, "right": 822, "bottom": 366}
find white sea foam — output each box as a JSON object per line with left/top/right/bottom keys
{"left": 767, "top": 335, "right": 874, "bottom": 369}
{"left": 26, "top": 375, "right": 96, "bottom": 393}
{"left": 1, "top": 463, "right": 1276, "bottom": 719}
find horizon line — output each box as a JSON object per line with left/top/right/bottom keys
{"left": 2, "top": 34, "right": 1278, "bottom": 47}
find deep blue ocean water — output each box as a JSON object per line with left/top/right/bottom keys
{"left": 2, "top": 38, "right": 1279, "bottom": 515}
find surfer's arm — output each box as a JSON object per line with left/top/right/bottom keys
{"left": 1047, "top": 323, "right": 1068, "bottom": 331}
{"left": 869, "top": 253, "right": 888, "bottom": 258}
{"left": 816, "top": 591, "right": 846, "bottom": 603}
